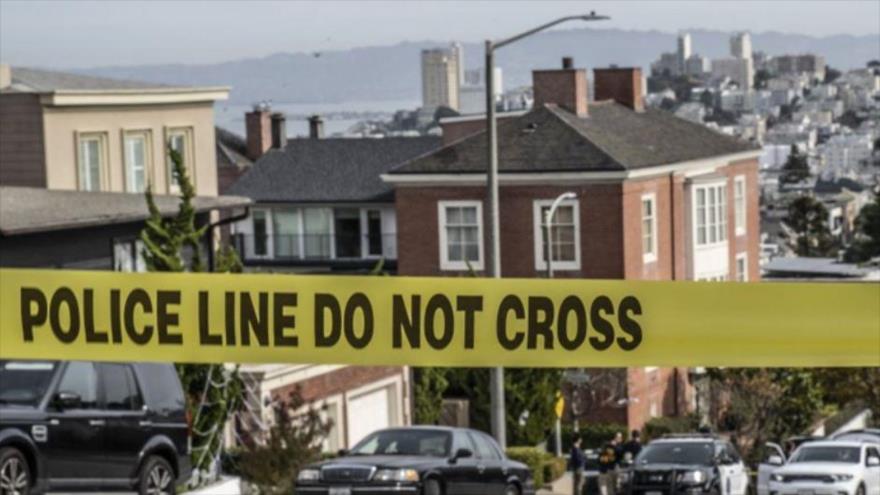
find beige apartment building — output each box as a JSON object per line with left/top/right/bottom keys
{"left": 421, "top": 46, "right": 460, "bottom": 110}
{"left": 0, "top": 64, "right": 228, "bottom": 197}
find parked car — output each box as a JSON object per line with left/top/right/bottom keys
{"left": 620, "top": 434, "right": 749, "bottom": 495}
{"left": 295, "top": 426, "right": 535, "bottom": 495}
{"left": 763, "top": 440, "right": 880, "bottom": 495}
{"left": 832, "top": 430, "right": 880, "bottom": 444}
{"left": 0, "top": 360, "right": 191, "bottom": 494}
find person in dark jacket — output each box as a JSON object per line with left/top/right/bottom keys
{"left": 598, "top": 432, "right": 623, "bottom": 495}
{"left": 570, "top": 436, "right": 587, "bottom": 495}
{"left": 621, "top": 430, "right": 642, "bottom": 464}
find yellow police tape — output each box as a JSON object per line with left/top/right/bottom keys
{"left": 1, "top": 268, "right": 878, "bottom": 367}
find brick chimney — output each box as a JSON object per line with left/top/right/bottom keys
{"left": 308, "top": 115, "right": 324, "bottom": 139}
{"left": 245, "top": 104, "right": 272, "bottom": 160}
{"left": 532, "top": 57, "right": 588, "bottom": 117}
{"left": 593, "top": 67, "right": 645, "bottom": 112}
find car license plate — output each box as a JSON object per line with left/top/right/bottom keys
{"left": 329, "top": 488, "right": 352, "bottom": 495}
{"left": 798, "top": 491, "right": 813, "bottom": 495}
{"left": 646, "top": 491, "right": 663, "bottom": 495}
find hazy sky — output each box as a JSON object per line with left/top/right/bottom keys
{"left": 1, "top": 0, "right": 878, "bottom": 69}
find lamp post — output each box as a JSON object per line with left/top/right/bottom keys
{"left": 545, "top": 191, "right": 576, "bottom": 458}
{"left": 484, "top": 13, "right": 609, "bottom": 450}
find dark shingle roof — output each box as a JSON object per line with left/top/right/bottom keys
{"left": 390, "top": 102, "right": 758, "bottom": 174}
{"left": 227, "top": 137, "right": 441, "bottom": 203}
{"left": 216, "top": 127, "right": 252, "bottom": 171}
{"left": 8, "top": 67, "right": 175, "bottom": 92}
{"left": 0, "top": 187, "right": 250, "bottom": 236}
{"left": 814, "top": 177, "right": 866, "bottom": 195}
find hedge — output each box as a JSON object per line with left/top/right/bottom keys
{"left": 507, "top": 447, "right": 565, "bottom": 488}
{"left": 643, "top": 414, "right": 700, "bottom": 441}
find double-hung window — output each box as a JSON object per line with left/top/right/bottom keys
{"left": 641, "top": 194, "right": 657, "bottom": 263}
{"left": 533, "top": 199, "right": 580, "bottom": 271}
{"left": 166, "top": 127, "right": 194, "bottom": 194}
{"left": 77, "top": 132, "right": 106, "bottom": 191}
{"left": 124, "top": 130, "right": 151, "bottom": 193}
{"left": 694, "top": 183, "right": 727, "bottom": 246}
{"left": 439, "top": 201, "right": 483, "bottom": 271}
{"left": 736, "top": 253, "right": 748, "bottom": 282}
{"left": 734, "top": 175, "right": 746, "bottom": 236}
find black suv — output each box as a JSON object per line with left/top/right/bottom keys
{"left": 295, "top": 426, "right": 535, "bottom": 495}
{"left": 621, "top": 435, "right": 749, "bottom": 495}
{"left": 0, "top": 360, "right": 191, "bottom": 494}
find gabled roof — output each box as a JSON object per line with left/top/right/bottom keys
{"left": 389, "top": 102, "right": 759, "bottom": 175}
{"left": 227, "top": 136, "right": 442, "bottom": 203}
{"left": 814, "top": 177, "right": 866, "bottom": 195}
{"left": 7, "top": 67, "right": 175, "bottom": 92}
{"left": 216, "top": 127, "right": 253, "bottom": 172}
{"left": 0, "top": 187, "right": 250, "bottom": 236}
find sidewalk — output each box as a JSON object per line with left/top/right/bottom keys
{"left": 538, "top": 471, "right": 575, "bottom": 495}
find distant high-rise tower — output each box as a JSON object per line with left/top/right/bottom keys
{"left": 421, "top": 43, "right": 461, "bottom": 110}
{"left": 730, "top": 32, "right": 752, "bottom": 60}
{"left": 450, "top": 42, "right": 464, "bottom": 85}
{"left": 677, "top": 32, "right": 692, "bottom": 74}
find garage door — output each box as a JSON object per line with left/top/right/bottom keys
{"left": 347, "top": 387, "right": 391, "bottom": 447}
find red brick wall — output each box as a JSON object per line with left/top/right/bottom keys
{"left": 245, "top": 110, "right": 271, "bottom": 161}
{"left": 720, "top": 158, "right": 761, "bottom": 282}
{"left": 395, "top": 183, "right": 625, "bottom": 278}
{"left": 622, "top": 176, "right": 675, "bottom": 280}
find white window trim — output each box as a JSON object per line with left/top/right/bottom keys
{"left": 736, "top": 252, "right": 748, "bottom": 282}
{"left": 532, "top": 199, "right": 581, "bottom": 271}
{"left": 641, "top": 193, "right": 658, "bottom": 264}
{"left": 438, "top": 200, "right": 484, "bottom": 271}
{"left": 250, "top": 208, "right": 274, "bottom": 259}
{"left": 122, "top": 129, "right": 153, "bottom": 193}
{"left": 165, "top": 126, "right": 195, "bottom": 194}
{"left": 734, "top": 175, "right": 746, "bottom": 237}
{"left": 692, "top": 181, "right": 728, "bottom": 249}
{"left": 75, "top": 131, "right": 108, "bottom": 192}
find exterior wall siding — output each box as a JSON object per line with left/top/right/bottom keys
{"left": 41, "top": 101, "right": 219, "bottom": 196}
{"left": 0, "top": 93, "right": 47, "bottom": 187}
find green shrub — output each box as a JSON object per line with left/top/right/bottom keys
{"left": 507, "top": 447, "right": 550, "bottom": 487}
{"left": 643, "top": 415, "right": 700, "bottom": 441}
{"left": 542, "top": 456, "right": 567, "bottom": 484}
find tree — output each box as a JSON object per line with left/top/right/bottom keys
{"left": 824, "top": 66, "right": 842, "bottom": 84}
{"left": 699, "top": 89, "right": 714, "bottom": 109}
{"left": 813, "top": 368, "right": 880, "bottom": 416}
{"left": 784, "top": 196, "right": 837, "bottom": 257}
{"left": 236, "top": 389, "right": 332, "bottom": 494}
{"left": 140, "top": 147, "right": 244, "bottom": 484}
{"left": 413, "top": 368, "right": 449, "bottom": 424}
{"left": 845, "top": 192, "right": 880, "bottom": 262}
{"left": 708, "top": 369, "right": 824, "bottom": 464}
{"left": 754, "top": 69, "right": 771, "bottom": 90}
{"left": 838, "top": 110, "right": 864, "bottom": 129}
{"left": 780, "top": 144, "right": 810, "bottom": 184}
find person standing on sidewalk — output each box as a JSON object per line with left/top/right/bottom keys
{"left": 621, "top": 430, "right": 642, "bottom": 464}
{"left": 569, "top": 436, "right": 587, "bottom": 495}
{"left": 598, "top": 432, "right": 623, "bottom": 495}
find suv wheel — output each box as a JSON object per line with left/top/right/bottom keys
{"left": 138, "top": 455, "right": 176, "bottom": 495}
{"left": 504, "top": 483, "right": 521, "bottom": 495}
{"left": 0, "top": 447, "right": 31, "bottom": 495}
{"left": 424, "top": 478, "right": 443, "bottom": 495}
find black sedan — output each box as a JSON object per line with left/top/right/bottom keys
{"left": 295, "top": 426, "right": 535, "bottom": 495}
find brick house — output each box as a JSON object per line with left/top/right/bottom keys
{"left": 382, "top": 59, "right": 762, "bottom": 430}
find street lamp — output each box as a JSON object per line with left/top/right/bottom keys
{"left": 545, "top": 191, "right": 577, "bottom": 279}
{"left": 484, "top": 12, "right": 609, "bottom": 450}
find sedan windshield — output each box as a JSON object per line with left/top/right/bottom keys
{"left": 790, "top": 446, "right": 860, "bottom": 464}
{"left": 350, "top": 429, "right": 452, "bottom": 457}
{"left": 636, "top": 442, "right": 714, "bottom": 466}
{"left": 0, "top": 360, "right": 57, "bottom": 406}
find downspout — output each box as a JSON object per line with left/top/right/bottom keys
{"left": 206, "top": 206, "right": 251, "bottom": 272}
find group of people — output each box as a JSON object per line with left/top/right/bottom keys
{"left": 569, "top": 430, "right": 642, "bottom": 495}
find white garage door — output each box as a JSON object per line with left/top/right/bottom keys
{"left": 347, "top": 387, "right": 391, "bottom": 447}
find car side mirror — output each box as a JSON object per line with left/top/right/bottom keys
{"left": 868, "top": 457, "right": 880, "bottom": 467}
{"left": 767, "top": 455, "right": 784, "bottom": 466}
{"left": 54, "top": 391, "right": 81, "bottom": 410}
{"left": 450, "top": 448, "right": 473, "bottom": 463}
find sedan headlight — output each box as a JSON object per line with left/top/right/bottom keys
{"left": 831, "top": 474, "right": 854, "bottom": 482}
{"left": 770, "top": 474, "right": 784, "bottom": 483}
{"left": 297, "top": 469, "right": 321, "bottom": 482}
{"left": 373, "top": 468, "right": 420, "bottom": 482}
{"left": 677, "top": 470, "right": 706, "bottom": 484}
